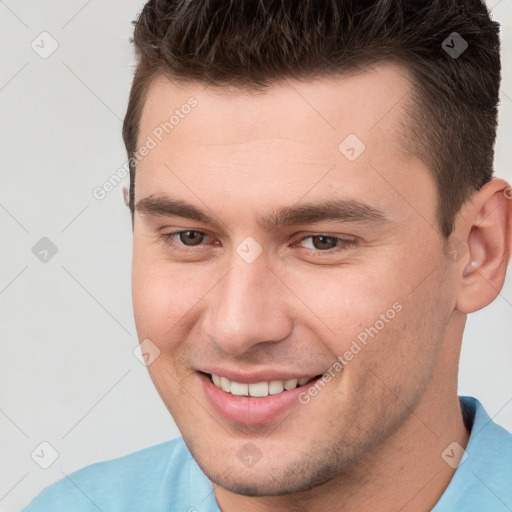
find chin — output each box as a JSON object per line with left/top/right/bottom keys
{"left": 196, "top": 451, "right": 341, "bottom": 498}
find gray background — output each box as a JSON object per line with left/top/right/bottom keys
{"left": 1, "top": 1, "right": 511, "bottom": 510}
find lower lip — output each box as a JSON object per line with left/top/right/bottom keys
{"left": 200, "top": 372, "right": 321, "bottom": 426}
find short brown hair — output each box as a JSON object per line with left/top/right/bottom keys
{"left": 122, "top": 0, "right": 501, "bottom": 238}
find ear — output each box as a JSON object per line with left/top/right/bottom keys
{"left": 454, "top": 178, "right": 512, "bottom": 314}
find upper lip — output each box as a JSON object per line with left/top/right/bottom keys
{"left": 198, "top": 368, "right": 322, "bottom": 384}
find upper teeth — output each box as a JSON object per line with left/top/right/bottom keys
{"left": 210, "top": 374, "right": 314, "bottom": 397}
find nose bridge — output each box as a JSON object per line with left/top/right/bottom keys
{"left": 206, "top": 253, "right": 292, "bottom": 354}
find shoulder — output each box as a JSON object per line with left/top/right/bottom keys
{"left": 20, "top": 437, "right": 198, "bottom": 511}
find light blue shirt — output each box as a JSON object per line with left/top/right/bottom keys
{"left": 21, "top": 396, "right": 512, "bottom": 511}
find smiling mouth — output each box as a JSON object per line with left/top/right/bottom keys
{"left": 203, "top": 372, "right": 323, "bottom": 397}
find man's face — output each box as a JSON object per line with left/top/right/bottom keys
{"left": 132, "top": 63, "right": 457, "bottom": 495}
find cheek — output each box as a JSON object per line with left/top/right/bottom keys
{"left": 288, "top": 256, "right": 445, "bottom": 382}
{"left": 343, "top": 271, "right": 448, "bottom": 402}
{"left": 131, "top": 248, "right": 215, "bottom": 343}
{"left": 287, "top": 263, "right": 405, "bottom": 344}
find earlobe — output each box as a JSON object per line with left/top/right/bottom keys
{"left": 455, "top": 178, "right": 512, "bottom": 314}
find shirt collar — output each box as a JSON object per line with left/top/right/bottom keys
{"left": 432, "top": 395, "right": 512, "bottom": 511}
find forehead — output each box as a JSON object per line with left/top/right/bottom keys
{"left": 135, "top": 62, "right": 435, "bottom": 229}
{"left": 139, "top": 61, "right": 414, "bottom": 149}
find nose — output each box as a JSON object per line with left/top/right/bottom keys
{"left": 204, "top": 254, "right": 294, "bottom": 355}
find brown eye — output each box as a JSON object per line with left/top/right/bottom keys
{"left": 299, "top": 235, "right": 341, "bottom": 251}
{"left": 160, "top": 229, "right": 216, "bottom": 254}
{"left": 296, "top": 234, "right": 357, "bottom": 256}
{"left": 309, "top": 235, "right": 339, "bottom": 250}
{"left": 177, "top": 230, "right": 206, "bottom": 246}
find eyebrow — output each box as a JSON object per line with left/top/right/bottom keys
{"left": 135, "top": 194, "right": 388, "bottom": 231}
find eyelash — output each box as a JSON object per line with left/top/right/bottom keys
{"left": 160, "top": 229, "right": 357, "bottom": 257}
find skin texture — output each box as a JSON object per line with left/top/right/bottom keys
{"left": 131, "top": 62, "right": 511, "bottom": 511}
